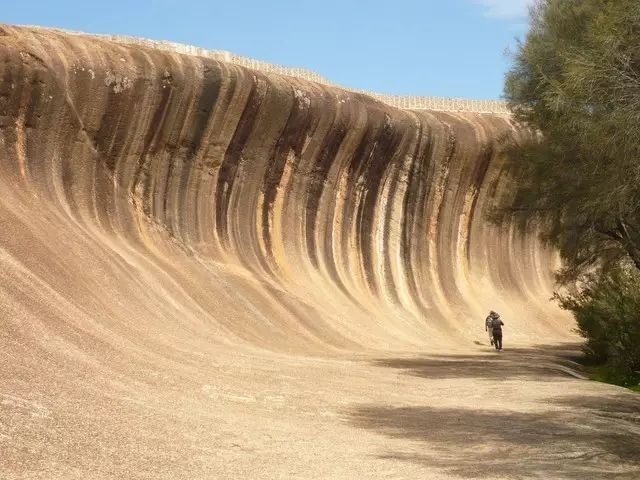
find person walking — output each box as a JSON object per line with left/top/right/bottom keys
{"left": 485, "top": 311, "right": 496, "bottom": 346}
{"left": 491, "top": 313, "right": 504, "bottom": 351}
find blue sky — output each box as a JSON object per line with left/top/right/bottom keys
{"left": 2, "top": 0, "right": 534, "bottom": 99}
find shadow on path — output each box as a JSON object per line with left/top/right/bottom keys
{"left": 348, "top": 344, "right": 640, "bottom": 479}
{"left": 349, "top": 400, "right": 640, "bottom": 479}
{"left": 371, "top": 343, "right": 586, "bottom": 381}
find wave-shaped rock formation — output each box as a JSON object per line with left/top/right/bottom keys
{"left": 0, "top": 25, "right": 601, "bottom": 479}
{"left": 0, "top": 25, "right": 571, "bottom": 355}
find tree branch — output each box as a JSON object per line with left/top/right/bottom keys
{"left": 594, "top": 219, "right": 640, "bottom": 271}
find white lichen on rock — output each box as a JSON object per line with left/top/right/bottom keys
{"left": 104, "top": 70, "right": 133, "bottom": 93}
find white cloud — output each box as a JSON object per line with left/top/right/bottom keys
{"left": 472, "top": 0, "right": 536, "bottom": 19}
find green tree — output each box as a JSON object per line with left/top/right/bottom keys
{"left": 556, "top": 265, "right": 640, "bottom": 385}
{"left": 503, "top": 0, "right": 640, "bottom": 281}
{"left": 503, "top": 0, "right": 640, "bottom": 385}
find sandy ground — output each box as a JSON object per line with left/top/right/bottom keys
{"left": 2, "top": 341, "right": 639, "bottom": 479}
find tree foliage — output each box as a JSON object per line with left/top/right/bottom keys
{"left": 556, "top": 266, "right": 640, "bottom": 385}
{"left": 503, "top": 0, "right": 640, "bottom": 281}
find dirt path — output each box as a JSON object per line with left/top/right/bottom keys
{"left": 347, "top": 345, "right": 640, "bottom": 479}
{"left": 2, "top": 342, "right": 638, "bottom": 479}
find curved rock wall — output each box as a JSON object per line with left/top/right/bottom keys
{"left": 18, "top": 25, "right": 511, "bottom": 113}
{"left": 0, "top": 25, "right": 571, "bottom": 355}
